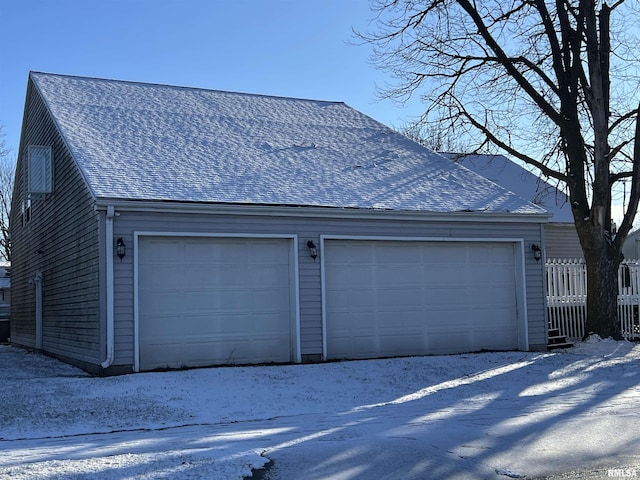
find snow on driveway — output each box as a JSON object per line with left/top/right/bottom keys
{"left": 1, "top": 337, "right": 639, "bottom": 479}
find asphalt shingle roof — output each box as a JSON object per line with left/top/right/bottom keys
{"left": 30, "top": 72, "right": 545, "bottom": 215}
{"left": 443, "top": 153, "right": 572, "bottom": 222}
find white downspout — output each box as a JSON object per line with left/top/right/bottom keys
{"left": 101, "top": 206, "right": 115, "bottom": 369}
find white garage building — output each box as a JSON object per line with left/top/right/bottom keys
{"left": 10, "top": 72, "right": 549, "bottom": 374}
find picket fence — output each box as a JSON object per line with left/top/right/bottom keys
{"left": 546, "top": 259, "right": 640, "bottom": 340}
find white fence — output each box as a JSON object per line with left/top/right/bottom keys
{"left": 546, "top": 259, "right": 640, "bottom": 340}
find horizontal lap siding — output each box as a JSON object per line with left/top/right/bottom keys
{"left": 544, "top": 224, "right": 583, "bottom": 260}
{"left": 112, "top": 211, "right": 546, "bottom": 365}
{"left": 10, "top": 83, "right": 102, "bottom": 365}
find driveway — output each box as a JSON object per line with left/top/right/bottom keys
{"left": 1, "top": 339, "right": 639, "bottom": 479}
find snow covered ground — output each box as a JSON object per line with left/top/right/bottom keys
{"left": 1, "top": 337, "right": 639, "bottom": 479}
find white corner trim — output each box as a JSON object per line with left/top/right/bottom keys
{"left": 515, "top": 239, "right": 530, "bottom": 351}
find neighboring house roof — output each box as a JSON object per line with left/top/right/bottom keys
{"left": 442, "top": 153, "right": 573, "bottom": 222}
{"left": 30, "top": 72, "right": 546, "bottom": 215}
{"left": 622, "top": 228, "right": 640, "bottom": 259}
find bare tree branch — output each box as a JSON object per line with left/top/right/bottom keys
{"left": 0, "top": 125, "right": 14, "bottom": 262}
{"left": 361, "top": 0, "right": 640, "bottom": 338}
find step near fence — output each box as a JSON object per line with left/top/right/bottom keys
{"left": 546, "top": 259, "right": 640, "bottom": 341}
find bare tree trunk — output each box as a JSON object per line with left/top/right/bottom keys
{"left": 583, "top": 246, "right": 622, "bottom": 340}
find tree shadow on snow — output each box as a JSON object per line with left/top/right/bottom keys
{"left": 258, "top": 348, "right": 640, "bottom": 479}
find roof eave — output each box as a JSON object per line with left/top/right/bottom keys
{"left": 93, "top": 198, "right": 551, "bottom": 224}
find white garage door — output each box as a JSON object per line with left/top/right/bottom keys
{"left": 324, "top": 240, "right": 523, "bottom": 359}
{"left": 138, "top": 236, "right": 294, "bottom": 371}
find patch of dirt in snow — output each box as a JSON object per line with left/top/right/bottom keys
{"left": 567, "top": 334, "right": 638, "bottom": 357}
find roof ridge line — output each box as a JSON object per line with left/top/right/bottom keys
{"left": 29, "top": 71, "right": 346, "bottom": 105}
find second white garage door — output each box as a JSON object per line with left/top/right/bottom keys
{"left": 324, "top": 239, "right": 524, "bottom": 359}
{"left": 137, "top": 236, "right": 295, "bottom": 371}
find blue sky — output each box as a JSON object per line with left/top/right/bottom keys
{"left": 0, "top": 0, "right": 425, "bottom": 154}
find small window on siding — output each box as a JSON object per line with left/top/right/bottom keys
{"left": 28, "top": 145, "right": 52, "bottom": 196}
{"left": 21, "top": 197, "right": 31, "bottom": 226}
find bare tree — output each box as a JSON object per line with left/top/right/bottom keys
{"left": 0, "top": 125, "right": 13, "bottom": 262}
{"left": 360, "top": 0, "right": 640, "bottom": 339}
{"left": 398, "top": 120, "right": 472, "bottom": 153}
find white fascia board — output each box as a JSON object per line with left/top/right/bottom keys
{"left": 94, "top": 199, "right": 551, "bottom": 224}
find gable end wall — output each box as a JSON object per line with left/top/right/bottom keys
{"left": 10, "top": 82, "right": 103, "bottom": 365}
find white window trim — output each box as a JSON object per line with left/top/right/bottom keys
{"left": 27, "top": 145, "right": 53, "bottom": 196}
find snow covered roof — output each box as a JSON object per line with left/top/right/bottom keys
{"left": 30, "top": 72, "right": 546, "bottom": 215}
{"left": 443, "top": 153, "right": 572, "bottom": 222}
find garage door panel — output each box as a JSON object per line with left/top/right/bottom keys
{"left": 376, "top": 244, "right": 420, "bottom": 262}
{"left": 184, "top": 242, "right": 227, "bottom": 261}
{"left": 139, "top": 265, "right": 185, "bottom": 289}
{"left": 325, "top": 240, "right": 521, "bottom": 359}
{"left": 184, "top": 266, "right": 249, "bottom": 287}
{"left": 472, "top": 307, "right": 516, "bottom": 325}
{"left": 377, "top": 311, "right": 427, "bottom": 329}
{"left": 254, "top": 289, "right": 292, "bottom": 309}
{"left": 182, "top": 290, "right": 244, "bottom": 311}
{"left": 420, "top": 244, "right": 464, "bottom": 263}
{"left": 467, "top": 265, "right": 514, "bottom": 284}
{"left": 141, "top": 338, "right": 287, "bottom": 369}
{"left": 180, "top": 286, "right": 288, "bottom": 313}
{"left": 184, "top": 242, "right": 247, "bottom": 263}
{"left": 250, "top": 264, "right": 290, "bottom": 284}
{"left": 329, "top": 245, "right": 374, "bottom": 263}
{"left": 140, "top": 240, "right": 185, "bottom": 263}
{"left": 422, "top": 265, "right": 469, "bottom": 284}
{"left": 376, "top": 265, "right": 423, "bottom": 283}
{"left": 138, "top": 237, "right": 293, "bottom": 371}
{"left": 329, "top": 311, "right": 370, "bottom": 330}
{"left": 326, "top": 265, "right": 375, "bottom": 287}
{"left": 472, "top": 285, "right": 514, "bottom": 304}
{"left": 329, "top": 289, "right": 377, "bottom": 309}
{"left": 376, "top": 288, "right": 424, "bottom": 307}
{"left": 140, "top": 292, "right": 182, "bottom": 314}
{"left": 183, "top": 267, "right": 224, "bottom": 286}
{"left": 182, "top": 264, "right": 289, "bottom": 288}
{"left": 169, "top": 313, "right": 288, "bottom": 336}
{"left": 422, "top": 287, "right": 468, "bottom": 305}
{"left": 250, "top": 241, "right": 288, "bottom": 260}
{"left": 141, "top": 315, "right": 183, "bottom": 337}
